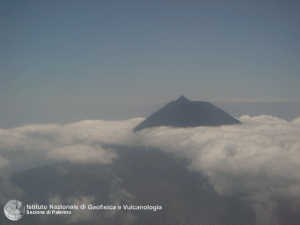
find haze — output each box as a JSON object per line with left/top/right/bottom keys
{"left": 0, "top": 1, "right": 300, "bottom": 225}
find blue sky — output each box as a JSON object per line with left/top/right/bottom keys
{"left": 1, "top": 0, "right": 299, "bottom": 128}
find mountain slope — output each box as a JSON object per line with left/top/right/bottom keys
{"left": 133, "top": 95, "right": 241, "bottom": 132}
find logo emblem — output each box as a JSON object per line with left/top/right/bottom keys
{"left": 4, "top": 200, "right": 25, "bottom": 221}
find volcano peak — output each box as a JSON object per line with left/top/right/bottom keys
{"left": 133, "top": 96, "right": 241, "bottom": 132}
{"left": 176, "top": 95, "right": 189, "bottom": 102}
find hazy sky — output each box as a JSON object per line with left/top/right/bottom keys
{"left": 1, "top": 1, "right": 299, "bottom": 127}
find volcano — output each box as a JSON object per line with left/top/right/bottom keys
{"left": 133, "top": 95, "right": 241, "bottom": 132}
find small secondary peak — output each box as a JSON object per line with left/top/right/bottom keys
{"left": 176, "top": 95, "right": 189, "bottom": 102}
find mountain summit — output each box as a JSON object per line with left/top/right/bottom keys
{"left": 133, "top": 96, "right": 241, "bottom": 132}
{"left": 176, "top": 95, "right": 189, "bottom": 102}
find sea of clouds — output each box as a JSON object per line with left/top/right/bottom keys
{"left": 1, "top": 115, "right": 300, "bottom": 225}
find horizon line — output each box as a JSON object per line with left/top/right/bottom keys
{"left": 11, "top": 99, "right": 300, "bottom": 104}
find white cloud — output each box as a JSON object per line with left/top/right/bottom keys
{"left": 47, "top": 144, "right": 118, "bottom": 164}
{"left": 1, "top": 115, "right": 300, "bottom": 224}
{"left": 58, "top": 118, "right": 142, "bottom": 146}
{"left": 0, "top": 119, "right": 141, "bottom": 206}
{"left": 0, "top": 118, "right": 143, "bottom": 173}
{"left": 136, "top": 115, "right": 300, "bottom": 225}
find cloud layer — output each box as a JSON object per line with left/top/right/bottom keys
{"left": 0, "top": 118, "right": 143, "bottom": 174}
{"left": 137, "top": 115, "right": 300, "bottom": 224}
{"left": 1, "top": 115, "right": 300, "bottom": 224}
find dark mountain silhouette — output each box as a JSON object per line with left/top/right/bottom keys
{"left": 133, "top": 95, "right": 241, "bottom": 132}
